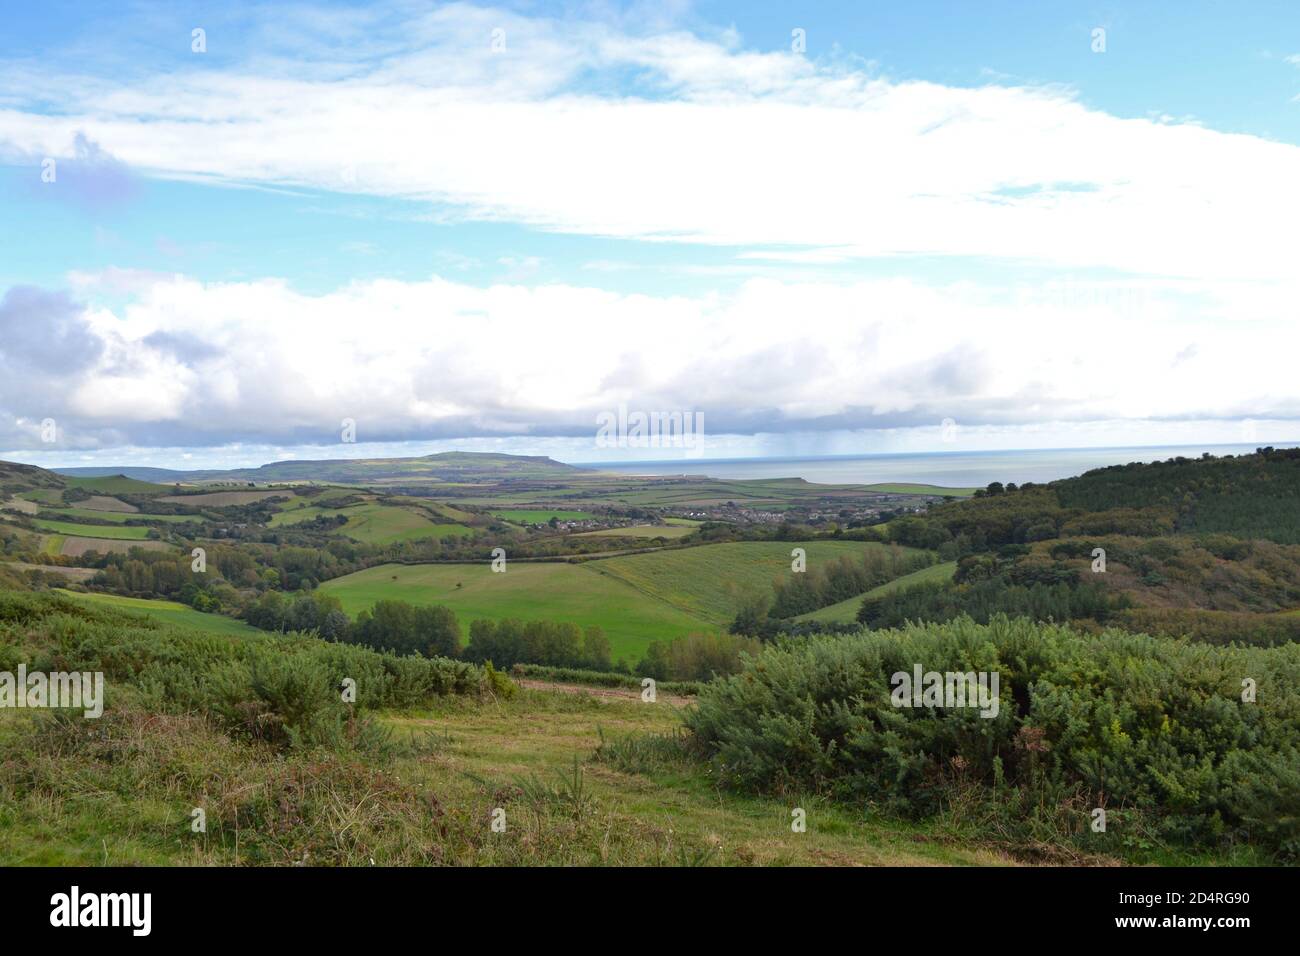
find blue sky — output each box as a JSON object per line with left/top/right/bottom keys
{"left": 1, "top": 1, "right": 1298, "bottom": 468}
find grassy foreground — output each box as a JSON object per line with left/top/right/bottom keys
{"left": 0, "top": 686, "right": 1018, "bottom": 866}
{"left": 0, "top": 591, "right": 1009, "bottom": 866}
{"left": 0, "top": 592, "right": 1278, "bottom": 867}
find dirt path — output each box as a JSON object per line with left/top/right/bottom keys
{"left": 517, "top": 678, "right": 695, "bottom": 708}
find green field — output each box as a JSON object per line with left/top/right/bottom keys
{"left": 571, "top": 524, "right": 695, "bottom": 539}
{"left": 273, "top": 489, "right": 356, "bottom": 510}
{"left": 270, "top": 501, "right": 471, "bottom": 544}
{"left": 794, "top": 561, "right": 959, "bottom": 624}
{"left": 861, "top": 483, "right": 978, "bottom": 497}
{"left": 53, "top": 590, "right": 263, "bottom": 636}
{"left": 319, "top": 541, "right": 934, "bottom": 660}
{"left": 29, "top": 519, "right": 154, "bottom": 539}
{"left": 320, "top": 561, "right": 713, "bottom": 660}
{"left": 491, "top": 509, "right": 595, "bottom": 523}
{"left": 64, "top": 475, "right": 169, "bottom": 495}
{"left": 590, "top": 540, "right": 928, "bottom": 627}
{"left": 38, "top": 507, "right": 193, "bottom": 524}
{"left": 18, "top": 489, "right": 63, "bottom": 505}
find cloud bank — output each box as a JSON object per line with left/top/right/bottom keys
{"left": 2, "top": 271, "right": 1295, "bottom": 451}
{"left": 0, "top": 3, "right": 1297, "bottom": 455}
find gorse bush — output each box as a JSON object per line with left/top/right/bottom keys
{"left": 635, "top": 631, "right": 761, "bottom": 682}
{"left": 858, "top": 577, "right": 1123, "bottom": 629}
{"left": 686, "top": 615, "right": 1300, "bottom": 859}
{"left": 0, "top": 591, "right": 483, "bottom": 751}
{"left": 1108, "top": 607, "right": 1300, "bottom": 648}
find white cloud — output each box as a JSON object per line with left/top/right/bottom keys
{"left": 1, "top": 270, "right": 1296, "bottom": 451}
{"left": 3, "top": 3, "right": 1298, "bottom": 457}
{"left": 0, "top": 4, "right": 1297, "bottom": 281}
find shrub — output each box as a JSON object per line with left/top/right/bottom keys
{"left": 686, "top": 615, "right": 1300, "bottom": 859}
{"left": 635, "top": 632, "right": 761, "bottom": 682}
{"left": 0, "top": 591, "right": 483, "bottom": 753}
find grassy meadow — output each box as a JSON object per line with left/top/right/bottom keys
{"left": 491, "top": 509, "right": 596, "bottom": 523}
{"left": 64, "top": 475, "right": 170, "bottom": 495}
{"left": 591, "top": 540, "right": 927, "bottom": 627}
{"left": 53, "top": 589, "right": 264, "bottom": 636}
{"left": 270, "top": 501, "right": 471, "bottom": 544}
{"left": 317, "top": 540, "right": 929, "bottom": 659}
{"left": 320, "top": 560, "right": 713, "bottom": 660}
{"left": 30, "top": 518, "right": 154, "bottom": 539}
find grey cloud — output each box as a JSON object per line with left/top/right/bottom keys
{"left": 143, "top": 330, "right": 223, "bottom": 362}
{"left": 0, "top": 285, "right": 101, "bottom": 371}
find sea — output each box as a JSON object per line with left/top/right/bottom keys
{"left": 572, "top": 443, "right": 1300, "bottom": 489}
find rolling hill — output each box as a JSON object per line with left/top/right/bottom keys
{"left": 56, "top": 451, "right": 589, "bottom": 486}
{"left": 319, "top": 560, "right": 713, "bottom": 660}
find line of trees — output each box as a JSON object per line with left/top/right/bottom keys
{"left": 768, "top": 547, "right": 934, "bottom": 618}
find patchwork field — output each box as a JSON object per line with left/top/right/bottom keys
{"left": 319, "top": 561, "right": 713, "bottom": 660}
{"left": 795, "top": 561, "right": 959, "bottom": 624}
{"left": 319, "top": 540, "right": 932, "bottom": 659}
{"left": 270, "top": 501, "right": 471, "bottom": 544}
